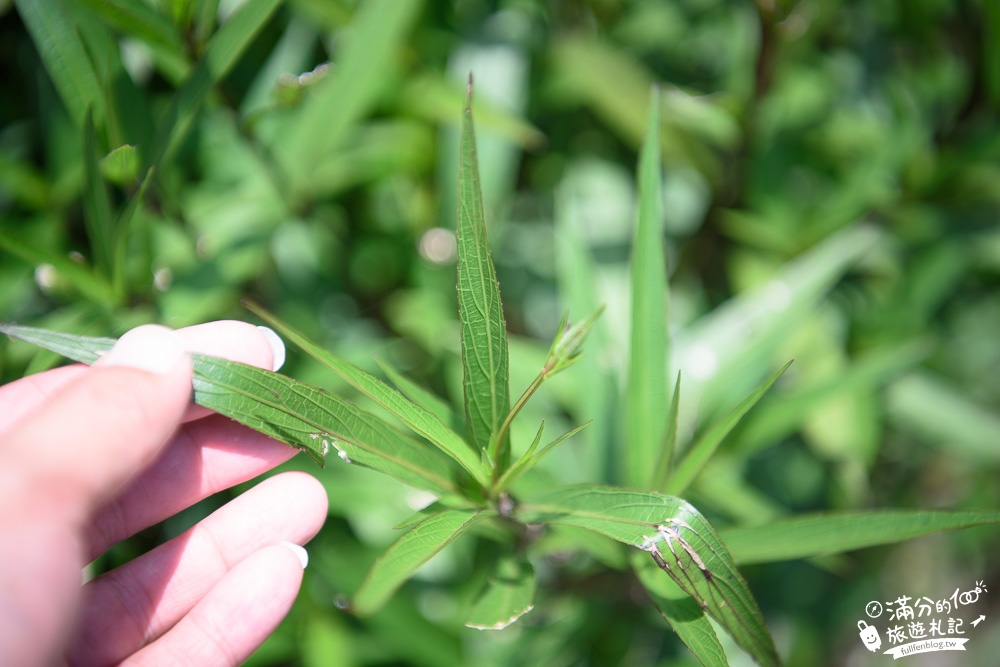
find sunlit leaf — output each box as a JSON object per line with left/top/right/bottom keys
{"left": 666, "top": 361, "right": 792, "bottom": 496}
{"left": 465, "top": 555, "right": 536, "bottom": 630}
{"left": 353, "top": 508, "right": 495, "bottom": 616}
{"left": 246, "top": 302, "right": 487, "bottom": 486}
{"left": 625, "top": 86, "right": 668, "bottom": 488}
{"left": 148, "top": 0, "right": 282, "bottom": 169}
{"left": 15, "top": 0, "right": 103, "bottom": 126}
{"left": 276, "top": 0, "right": 423, "bottom": 197}
{"left": 456, "top": 75, "right": 511, "bottom": 467}
{"left": 518, "top": 484, "right": 779, "bottom": 667}
{"left": 375, "top": 357, "right": 457, "bottom": 430}
{"left": 631, "top": 551, "right": 729, "bottom": 667}
{"left": 721, "top": 510, "right": 1000, "bottom": 565}
{"left": 82, "top": 108, "right": 115, "bottom": 283}
{"left": 99, "top": 144, "right": 141, "bottom": 185}
{"left": 0, "top": 324, "right": 461, "bottom": 492}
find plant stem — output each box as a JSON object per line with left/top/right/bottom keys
{"left": 491, "top": 369, "right": 546, "bottom": 487}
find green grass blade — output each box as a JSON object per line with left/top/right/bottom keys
{"left": 554, "top": 171, "right": 615, "bottom": 481}
{"left": 721, "top": 510, "right": 1000, "bottom": 565}
{"left": 0, "top": 323, "right": 113, "bottom": 364}
{"left": 631, "top": 551, "right": 730, "bottom": 667}
{"left": 15, "top": 0, "right": 103, "bottom": 127}
{"left": 496, "top": 421, "right": 593, "bottom": 493}
{"left": 81, "top": 108, "right": 115, "bottom": 283}
{"left": 0, "top": 324, "right": 460, "bottom": 492}
{"left": 276, "top": 0, "right": 423, "bottom": 196}
{"left": 245, "top": 302, "right": 488, "bottom": 486}
{"left": 148, "top": 0, "right": 282, "bottom": 169}
{"left": 465, "top": 555, "right": 536, "bottom": 630}
{"left": 111, "top": 166, "right": 154, "bottom": 296}
{"left": 651, "top": 372, "right": 683, "bottom": 491}
{"left": 625, "top": 86, "right": 668, "bottom": 487}
{"left": 666, "top": 361, "right": 792, "bottom": 496}
{"left": 71, "top": 0, "right": 184, "bottom": 58}
{"left": 353, "top": 508, "right": 495, "bottom": 615}
{"left": 518, "top": 484, "right": 779, "bottom": 667}
{"left": 456, "top": 76, "right": 511, "bottom": 467}
{"left": 0, "top": 235, "right": 116, "bottom": 307}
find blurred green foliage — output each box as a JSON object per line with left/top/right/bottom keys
{"left": 2, "top": 0, "right": 999, "bottom": 665}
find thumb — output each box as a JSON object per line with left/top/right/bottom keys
{"left": 0, "top": 325, "right": 193, "bottom": 523}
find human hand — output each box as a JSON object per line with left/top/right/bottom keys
{"left": 0, "top": 322, "right": 328, "bottom": 666}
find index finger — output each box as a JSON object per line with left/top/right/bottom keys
{"left": 0, "top": 321, "right": 285, "bottom": 433}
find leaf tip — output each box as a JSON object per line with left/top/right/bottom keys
{"left": 465, "top": 71, "right": 474, "bottom": 114}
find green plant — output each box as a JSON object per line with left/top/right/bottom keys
{"left": 5, "top": 78, "right": 998, "bottom": 667}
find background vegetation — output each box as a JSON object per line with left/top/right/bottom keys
{"left": 1, "top": 0, "right": 998, "bottom": 665}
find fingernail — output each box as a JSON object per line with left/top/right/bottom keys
{"left": 99, "top": 325, "right": 186, "bottom": 375}
{"left": 280, "top": 541, "right": 309, "bottom": 569}
{"left": 257, "top": 326, "right": 286, "bottom": 372}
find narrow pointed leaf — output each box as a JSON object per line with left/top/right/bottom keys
{"left": 0, "top": 323, "right": 112, "bottom": 365}
{"left": 353, "top": 508, "right": 495, "bottom": 615}
{"left": 110, "top": 167, "right": 154, "bottom": 295}
{"left": 0, "top": 234, "right": 116, "bottom": 307}
{"left": 721, "top": 510, "right": 1000, "bottom": 565}
{"left": 148, "top": 0, "right": 281, "bottom": 169}
{"left": 72, "top": 0, "right": 184, "bottom": 56}
{"left": 82, "top": 108, "right": 115, "bottom": 280}
{"left": 375, "top": 357, "right": 457, "bottom": 429}
{"left": 246, "top": 302, "right": 487, "bottom": 486}
{"left": 276, "top": 0, "right": 423, "bottom": 195}
{"left": 0, "top": 325, "right": 460, "bottom": 493}
{"left": 465, "top": 555, "right": 536, "bottom": 630}
{"left": 456, "top": 76, "right": 511, "bottom": 465}
{"left": 494, "top": 421, "right": 546, "bottom": 491}
{"left": 625, "top": 86, "right": 668, "bottom": 487}
{"left": 518, "top": 484, "right": 779, "bottom": 667}
{"left": 631, "top": 551, "right": 729, "bottom": 667}
{"left": 666, "top": 361, "right": 792, "bottom": 496}
{"left": 652, "top": 372, "right": 683, "bottom": 491}
{"left": 192, "top": 355, "right": 459, "bottom": 492}
{"left": 15, "top": 0, "right": 103, "bottom": 126}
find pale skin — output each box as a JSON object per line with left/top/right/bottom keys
{"left": 0, "top": 321, "right": 329, "bottom": 666}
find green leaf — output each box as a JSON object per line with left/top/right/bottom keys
{"left": 496, "top": 421, "right": 592, "bottom": 493}
{"left": 15, "top": 0, "right": 103, "bottom": 127}
{"left": 0, "top": 323, "right": 113, "bottom": 365}
{"left": 99, "top": 144, "right": 141, "bottom": 185}
{"left": 353, "top": 508, "right": 495, "bottom": 616}
{"left": 0, "top": 233, "right": 116, "bottom": 307}
{"left": 625, "top": 86, "right": 668, "bottom": 487}
{"left": 651, "top": 372, "right": 683, "bottom": 491}
{"left": 518, "top": 484, "right": 779, "bottom": 667}
{"left": 245, "top": 302, "right": 488, "bottom": 487}
{"left": 721, "top": 510, "right": 1000, "bottom": 565}
{"left": 375, "top": 357, "right": 457, "bottom": 430}
{"left": 631, "top": 551, "right": 729, "bottom": 667}
{"left": 148, "top": 0, "right": 282, "bottom": 169}
{"left": 82, "top": 108, "right": 115, "bottom": 282}
{"left": 666, "top": 361, "right": 792, "bottom": 496}
{"left": 71, "top": 0, "right": 186, "bottom": 71}
{"left": 0, "top": 324, "right": 460, "bottom": 493}
{"left": 456, "top": 75, "right": 511, "bottom": 467}
{"left": 276, "top": 0, "right": 423, "bottom": 197}
{"left": 465, "top": 555, "right": 536, "bottom": 630}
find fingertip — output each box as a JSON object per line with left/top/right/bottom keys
{"left": 279, "top": 541, "right": 309, "bottom": 569}
{"left": 256, "top": 326, "right": 286, "bottom": 371}
{"left": 98, "top": 325, "right": 188, "bottom": 376}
